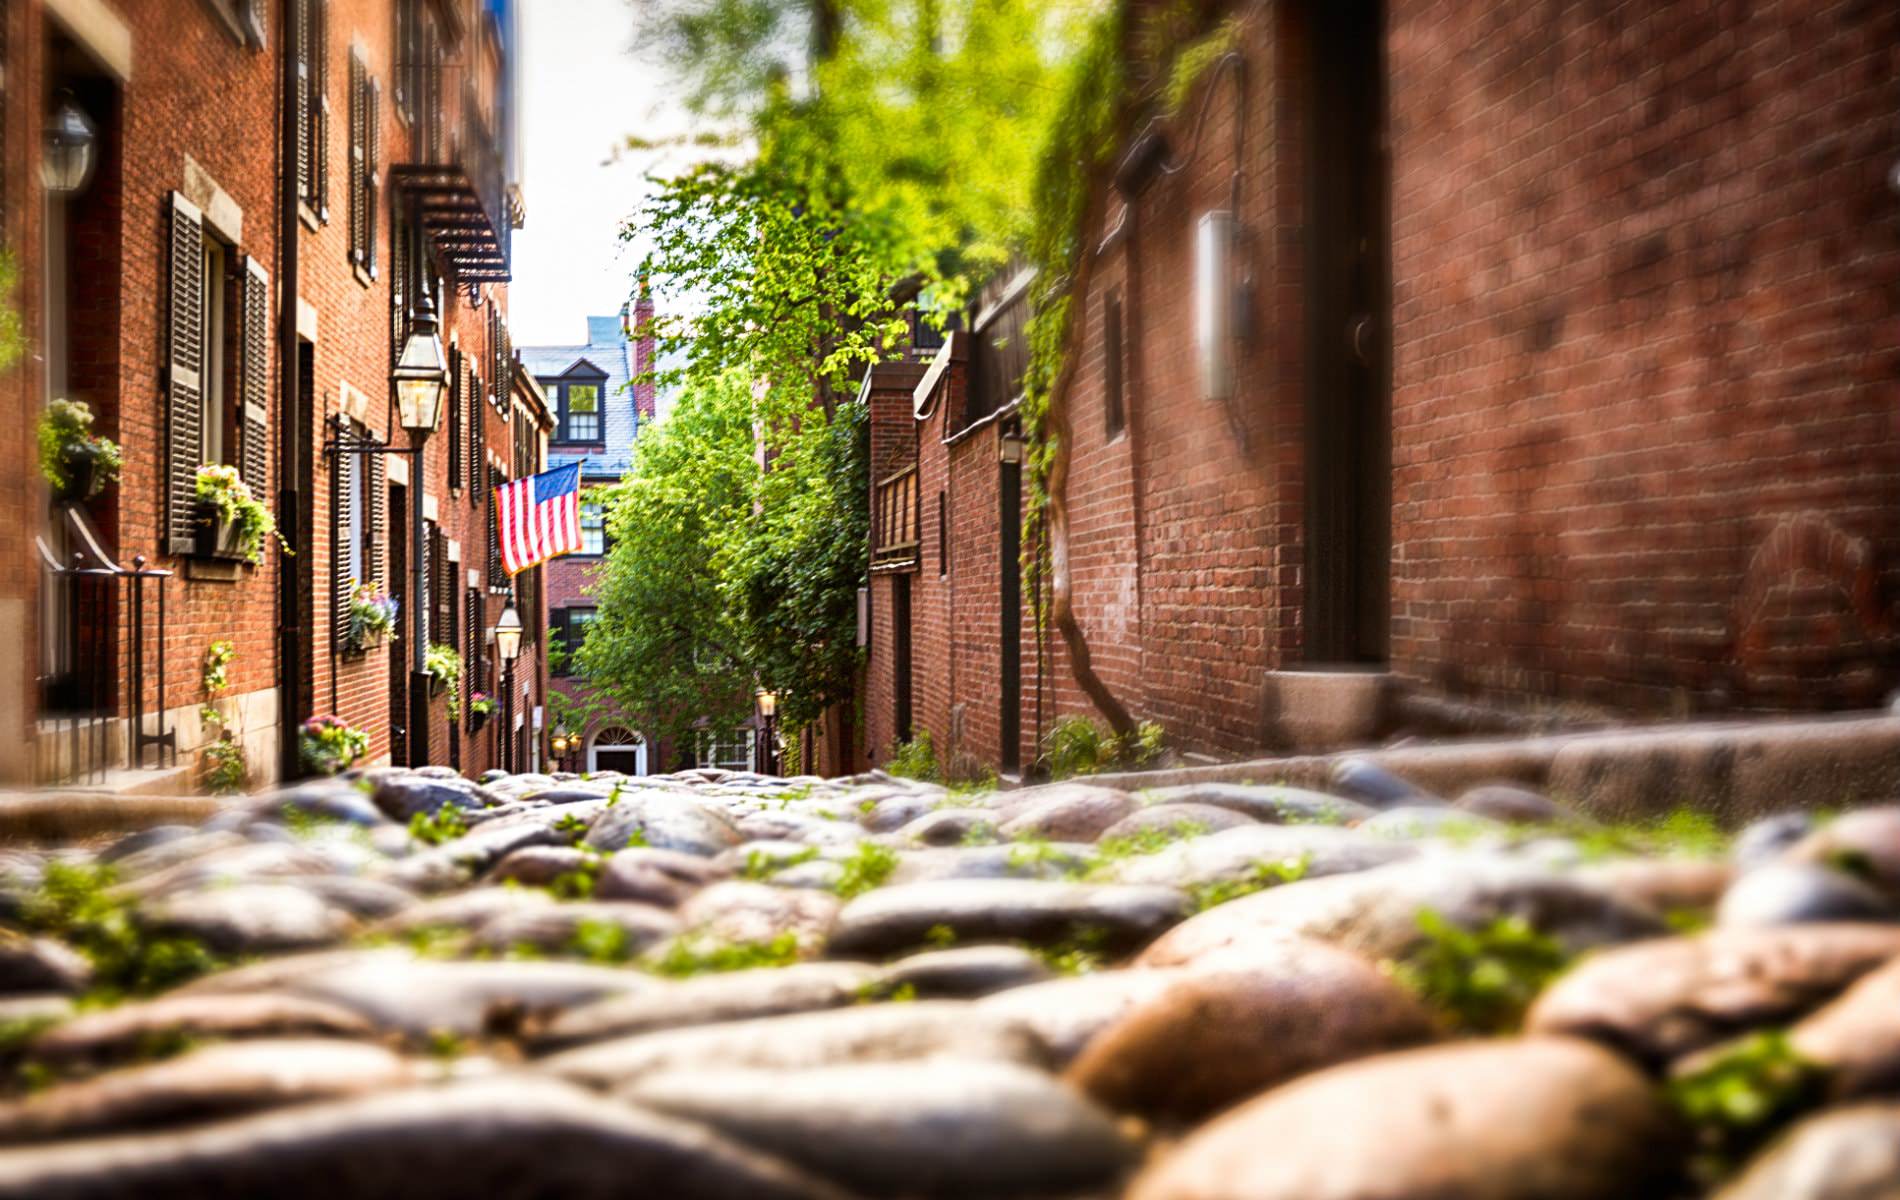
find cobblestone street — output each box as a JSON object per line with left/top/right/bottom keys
{"left": 0, "top": 762, "right": 1896, "bottom": 1196}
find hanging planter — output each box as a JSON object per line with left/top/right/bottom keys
{"left": 346, "top": 582, "right": 399, "bottom": 652}
{"left": 193, "top": 465, "right": 284, "bottom": 565}
{"left": 38, "top": 399, "right": 121, "bottom": 504}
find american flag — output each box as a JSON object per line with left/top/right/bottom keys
{"left": 495, "top": 464, "right": 583, "bottom": 575}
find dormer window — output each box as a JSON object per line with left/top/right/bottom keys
{"left": 563, "top": 382, "right": 600, "bottom": 441}
{"left": 544, "top": 365, "right": 608, "bottom": 444}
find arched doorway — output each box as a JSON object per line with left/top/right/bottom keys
{"left": 588, "top": 726, "right": 647, "bottom": 776}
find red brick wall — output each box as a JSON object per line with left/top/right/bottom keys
{"left": 868, "top": 0, "right": 1900, "bottom": 774}
{"left": 865, "top": 349, "right": 1043, "bottom": 775}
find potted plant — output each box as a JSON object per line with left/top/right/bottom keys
{"left": 193, "top": 464, "right": 284, "bottom": 564}
{"left": 467, "top": 690, "right": 495, "bottom": 731}
{"left": 298, "top": 714, "right": 369, "bottom": 776}
{"left": 424, "top": 643, "right": 463, "bottom": 713}
{"left": 38, "top": 399, "right": 122, "bottom": 503}
{"left": 347, "top": 582, "right": 399, "bottom": 651}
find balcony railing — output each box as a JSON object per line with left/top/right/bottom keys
{"left": 873, "top": 463, "right": 920, "bottom": 570}
{"left": 392, "top": 81, "right": 512, "bottom": 283}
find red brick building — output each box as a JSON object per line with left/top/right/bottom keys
{"left": 0, "top": 0, "right": 549, "bottom": 789}
{"left": 867, "top": 0, "right": 1900, "bottom": 773}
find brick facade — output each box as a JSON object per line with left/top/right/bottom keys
{"left": 866, "top": 0, "right": 1900, "bottom": 773}
{"left": 0, "top": 0, "right": 547, "bottom": 788}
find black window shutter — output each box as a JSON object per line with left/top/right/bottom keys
{"left": 447, "top": 348, "right": 462, "bottom": 488}
{"left": 487, "top": 466, "right": 506, "bottom": 591}
{"left": 366, "top": 449, "right": 386, "bottom": 587}
{"left": 464, "top": 586, "right": 483, "bottom": 707}
{"left": 331, "top": 437, "right": 354, "bottom": 650}
{"left": 313, "top": 0, "right": 330, "bottom": 220}
{"left": 389, "top": 208, "right": 408, "bottom": 369}
{"left": 431, "top": 527, "right": 450, "bottom": 647}
{"left": 366, "top": 78, "right": 381, "bottom": 277}
{"left": 348, "top": 52, "right": 364, "bottom": 264}
{"left": 239, "top": 257, "right": 271, "bottom": 493}
{"left": 293, "top": 0, "right": 311, "bottom": 204}
{"left": 165, "top": 193, "right": 206, "bottom": 555}
{"left": 468, "top": 365, "right": 483, "bottom": 495}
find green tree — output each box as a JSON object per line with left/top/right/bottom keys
{"left": 576, "top": 0, "right": 1084, "bottom": 755}
{"left": 575, "top": 370, "right": 760, "bottom": 748}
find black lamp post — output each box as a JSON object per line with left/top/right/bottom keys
{"left": 493, "top": 596, "right": 522, "bottom": 773}
{"left": 392, "top": 291, "right": 447, "bottom": 765}
{"left": 756, "top": 688, "right": 779, "bottom": 776}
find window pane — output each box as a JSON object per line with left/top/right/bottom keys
{"left": 580, "top": 502, "right": 605, "bottom": 555}
{"left": 565, "top": 384, "right": 600, "bottom": 441}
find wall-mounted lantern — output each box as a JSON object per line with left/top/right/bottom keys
{"left": 41, "top": 99, "right": 97, "bottom": 196}
{"left": 1195, "top": 210, "right": 1237, "bottom": 404}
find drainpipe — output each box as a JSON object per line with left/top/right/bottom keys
{"left": 274, "top": 0, "right": 304, "bottom": 780}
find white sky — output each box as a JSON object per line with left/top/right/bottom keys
{"left": 510, "top": 0, "right": 694, "bottom": 346}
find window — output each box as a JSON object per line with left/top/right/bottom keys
{"left": 486, "top": 465, "right": 507, "bottom": 591}
{"left": 562, "top": 382, "right": 600, "bottom": 442}
{"left": 347, "top": 51, "right": 379, "bottom": 276}
{"left": 1104, "top": 290, "right": 1126, "bottom": 440}
{"left": 199, "top": 235, "right": 233, "bottom": 468}
{"left": 164, "top": 193, "right": 271, "bottom": 555}
{"left": 579, "top": 501, "right": 605, "bottom": 556}
{"left": 552, "top": 607, "right": 597, "bottom": 677}
{"left": 699, "top": 728, "right": 756, "bottom": 773}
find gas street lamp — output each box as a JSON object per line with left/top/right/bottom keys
{"left": 393, "top": 291, "right": 448, "bottom": 765}
{"left": 493, "top": 598, "right": 523, "bottom": 771}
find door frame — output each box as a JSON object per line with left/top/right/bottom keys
{"left": 1300, "top": 0, "right": 1392, "bottom": 666}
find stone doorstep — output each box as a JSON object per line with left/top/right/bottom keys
{"left": 1260, "top": 669, "right": 1398, "bottom": 754}
{"left": 0, "top": 778, "right": 226, "bottom": 845}
{"left": 1084, "top": 712, "right": 1900, "bottom": 823}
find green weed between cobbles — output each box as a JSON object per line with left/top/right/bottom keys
{"left": 1386, "top": 909, "right": 1570, "bottom": 1033}
{"left": 20, "top": 862, "right": 223, "bottom": 1001}
{"left": 406, "top": 807, "right": 470, "bottom": 846}
{"left": 743, "top": 846, "right": 818, "bottom": 881}
{"left": 830, "top": 842, "right": 898, "bottom": 899}
{"left": 647, "top": 931, "right": 803, "bottom": 977}
{"left": 1182, "top": 855, "right": 1311, "bottom": 912}
{"left": 1668, "top": 1029, "right": 1827, "bottom": 1186}
{"left": 1571, "top": 807, "right": 1730, "bottom": 861}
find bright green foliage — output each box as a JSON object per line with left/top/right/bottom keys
{"left": 831, "top": 841, "right": 898, "bottom": 898}
{"left": 1669, "top": 1030, "right": 1825, "bottom": 1181}
{"left": 570, "top": 919, "right": 635, "bottom": 965}
{"left": 574, "top": 371, "right": 762, "bottom": 748}
{"left": 1043, "top": 716, "right": 1166, "bottom": 779}
{"left": 425, "top": 1029, "right": 468, "bottom": 1060}
{"left": 743, "top": 845, "right": 819, "bottom": 881}
{"left": 596, "top": 0, "right": 1086, "bottom": 739}
{"left": 1389, "top": 909, "right": 1570, "bottom": 1033}
{"left": 1094, "top": 819, "right": 1209, "bottom": 864}
{"left": 1574, "top": 807, "right": 1731, "bottom": 861}
{"left": 552, "top": 812, "right": 592, "bottom": 841}
{"left": 1183, "top": 855, "right": 1310, "bottom": 912}
{"left": 548, "top": 857, "right": 603, "bottom": 901}
{"left": 0, "top": 252, "right": 24, "bottom": 372}
{"left": 406, "top": 807, "right": 470, "bottom": 847}
{"left": 924, "top": 922, "right": 958, "bottom": 948}
{"left": 1033, "top": 926, "right": 1109, "bottom": 975}
{"left": 649, "top": 931, "right": 803, "bottom": 976}
{"left": 885, "top": 730, "right": 939, "bottom": 782}
{"left": 20, "top": 862, "right": 221, "bottom": 998}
